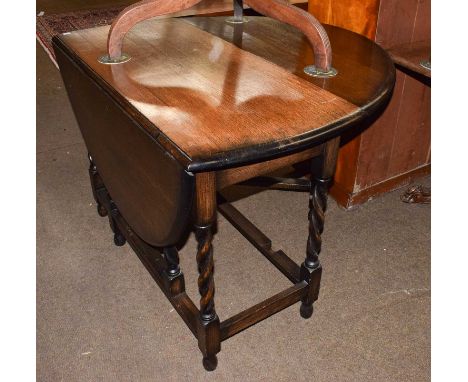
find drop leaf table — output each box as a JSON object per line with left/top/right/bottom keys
{"left": 53, "top": 0, "right": 395, "bottom": 371}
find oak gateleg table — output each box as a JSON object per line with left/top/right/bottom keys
{"left": 53, "top": 0, "right": 395, "bottom": 371}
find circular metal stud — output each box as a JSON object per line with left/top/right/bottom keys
{"left": 98, "top": 53, "right": 132, "bottom": 65}
{"left": 420, "top": 60, "right": 431, "bottom": 71}
{"left": 225, "top": 16, "right": 249, "bottom": 24}
{"left": 303, "top": 65, "right": 338, "bottom": 78}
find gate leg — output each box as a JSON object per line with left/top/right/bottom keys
{"left": 300, "top": 138, "right": 340, "bottom": 318}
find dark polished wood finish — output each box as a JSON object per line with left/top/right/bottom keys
{"left": 88, "top": 154, "right": 108, "bottom": 218}
{"left": 194, "top": 172, "right": 220, "bottom": 370}
{"left": 56, "top": 40, "right": 195, "bottom": 247}
{"left": 53, "top": 16, "right": 393, "bottom": 172}
{"left": 54, "top": 14, "right": 394, "bottom": 371}
{"left": 184, "top": 17, "right": 395, "bottom": 110}
{"left": 300, "top": 137, "right": 339, "bottom": 318}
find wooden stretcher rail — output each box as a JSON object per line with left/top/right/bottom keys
{"left": 97, "top": 184, "right": 308, "bottom": 345}
{"left": 96, "top": 187, "right": 200, "bottom": 338}
{"left": 239, "top": 177, "right": 312, "bottom": 192}
{"left": 218, "top": 198, "right": 301, "bottom": 284}
{"left": 220, "top": 281, "right": 308, "bottom": 341}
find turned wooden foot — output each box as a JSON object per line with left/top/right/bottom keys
{"left": 88, "top": 154, "right": 126, "bottom": 245}
{"left": 109, "top": 202, "right": 126, "bottom": 247}
{"left": 97, "top": 203, "right": 108, "bottom": 217}
{"left": 202, "top": 355, "right": 218, "bottom": 371}
{"left": 88, "top": 154, "right": 108, "bottom": 218}
{"left": 300, "top": 302, "right": 314, "bottom": 319}
{"left": 162, "top": 246, "right": 185, "bottom": 295}
{"left": 113, "top": 231, "right": 126, "bottom": 246}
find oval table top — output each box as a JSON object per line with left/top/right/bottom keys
{"left": 53, "top": 16, "right": 395, "bottom": 172}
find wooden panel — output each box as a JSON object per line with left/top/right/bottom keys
{"left": 412, "top": 0, "right": 431, "bottom": 43}
{"left": 356, "top": 0, "right": 431, "bottom": 190}
{"left": 376, "top": 0, "right": 430, "bottom": 47}
{"left": 350, "top": 164, "right": 430, "bottom": 206}
{"left": 386, "top": 74, "right": 431, "bottom": 176}
{"left": 375, "top": 0, "right": 419, "bottom": 47}
{"left": 308, "top": 0, "right": 380, "bottom": 39}
{"left": 323, "top": 0, "right": 431, "bottom": 204}
{"left": 356, "top": 81, "right": 430, "bottom": 188}
{"left": 56, "top": 42, "right": 195, "bottom": 247}
{"left": 355, "top": 69, "right": 405, "bottom": 188}
{"left": 217, "top": 146, "right": 321, "bottom": 189}
{"left": 387, "top": 41, "right": 431, "bottom": 77}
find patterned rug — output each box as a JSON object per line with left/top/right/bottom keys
{"left": 36, "top": 7, "right": 125, "bottom": 67}
{"left": 36, "top": 1, "right": 306, "bottom": 68}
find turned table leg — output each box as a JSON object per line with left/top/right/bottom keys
{"left": 300, "top": 137, "right": 340, "bottom": 318}
{"left": 108, "top": 201, "right": 127, "bottom": 247}
{"left": 162, "top": 246, "right": 185, "bottom": 296}
{"left": 194, "top": 172, "right": 220, "bottom": 371}
{"left": 88, "top": 154, "right": 126, "bottom": 247}
{"left": 88, "top": 154, "right": 108, "bottom": 217}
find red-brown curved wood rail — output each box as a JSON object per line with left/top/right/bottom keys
{"left": 106, "top": 0, "right": 332, "bottom": 72}
{"left": 107, "top": 0, "right": 204, "bottom": 59}
{"left": 244, "top": 0, "right": 331, "bottom": 71}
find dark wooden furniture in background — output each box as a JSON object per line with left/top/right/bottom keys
{"left": 53, "top": 1, "right": 394, "bottom": 371}
{"left": 307, "top": 0, "right": 431, "bottom": 208}
{"left": 387, "top": 40, "right": 431, "bottom": 204}
{"left": 387, "top": 41, "right": 430, "bottom": 79}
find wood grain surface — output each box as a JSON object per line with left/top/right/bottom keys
{"left": 55, "top": 16, "right": 394, "bottom": 172}
{"left": 308, "top": 0, "right": 380, "bottom": 39}
{"left": 305, "top": 0, "right": 431, "bottom": 208}
{"left": 56, "top": 18, "right": 369, "bottom": 170}
{"left": 56, "top": 39, "right": 195, "bottom": 247}
{"left": 184, "top": 16, "right": 394, "bottom": 108}
{"left": 354, "top": 0, "right": 431, "bottom": 192}
{"left": 216, "top": 146, "right": 322, "bottom": 189}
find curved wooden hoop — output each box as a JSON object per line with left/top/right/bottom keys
{"left": 106, "top": 0, "right": 332, "bottom": 71}
{"left": 107, "top": 0, "right": 204, "bottom": 59}
{"left": 244, "top": 0, "right": 332, "bottom": 71}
